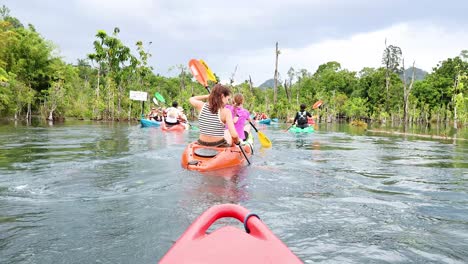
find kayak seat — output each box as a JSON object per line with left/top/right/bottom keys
{"left": 194, "top": 148, "right": 219, "bottom": 158}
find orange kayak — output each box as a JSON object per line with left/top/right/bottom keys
{"left": 181, "top": 141, "right": 252, "bottom": 172}
{"left": 161, "top": 122, "right": 187, "bottom": 132}
{"left": 159, "top": 204, "right": 302, "bottom": 263}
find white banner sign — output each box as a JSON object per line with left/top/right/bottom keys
{"left": 129, "top": 91, "right": 148, "bottom": 101}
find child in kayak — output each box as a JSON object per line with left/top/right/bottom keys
{"left": 189, "top": 84, "right": 240, "bottom": 147}
{"left": 225, "top": 93, "right": 252, "bottom": 142}
{"left": 294, "top": 104, "right": 312, "bottom": 129}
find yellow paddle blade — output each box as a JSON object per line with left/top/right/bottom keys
{"left": 199, "top": 59, "right": 217, "bottom": 82}
{"left": 258, "top": 131, "right": 272, "bottom": 148}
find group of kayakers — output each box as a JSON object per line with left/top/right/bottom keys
{"left": 188, "top": 83, "right": 315, "bottom": 148}
{"left": 147, "top": 102, "right": 188, "bottom": 127}
{"left": 252, "top": 112, "right": 268, "bottom": 121}
{"left": 147, "top": 83, "right": 316, "bottom": 148}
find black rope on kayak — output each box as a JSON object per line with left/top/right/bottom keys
{"left": 243, "top": 213, "right": 260, "bottom": 234}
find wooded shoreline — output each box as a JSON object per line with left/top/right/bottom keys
{"left": 1, "top": 5, "right": 466, "bottom": 130}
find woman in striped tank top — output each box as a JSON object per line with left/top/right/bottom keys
{"left": 189, "top": 84, "right": 240, "bottom": 147}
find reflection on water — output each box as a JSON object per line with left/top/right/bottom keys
{"left": 0, "top": 121, "right": 467, "bottom": 263}
{"left": 182, "top": 173, "right": 250, "bottom": 208}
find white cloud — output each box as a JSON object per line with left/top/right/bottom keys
{"left": 6, "top": 0, "right": 467, "bottom": 87}
{"left": 217, "top": 21, "right": 468, "bottom": 85}
{"left": 74, "top": 0, "right": 159, "bottom": 19}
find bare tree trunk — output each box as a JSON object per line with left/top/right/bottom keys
{"left": 110, "top": 85, "right": 114, "bottom": 120}
{"left": 403, "top": 60, "right": 416, "bottom": 124}
{"left": 274, "top": 42, "right": 280, "bottom": 104}
{"left": 118, "top": 85, "right": 122, "bottom": 120}
{"left": 129, "top": 102, "right": 132, "bottom": 120}
{"left": 25, "top": 103, "right": 30, "bottom": 120}
{"left": 26, "top": 102, "right": 31, "bottom": 123}
{"left": 283, "top": 80, "right": 289, "bottom": 102}
{"left": 296, "top": 86, "right": 299, "bottom": 105}
{"left": 385, "top": 73, "right": 390, "bottom": 112}
{"left": 106, "top": 81, "right": 111, "bottom": 120}
{"left": 230, "top": 65, "right": 238, "bottom": 89}
{"left": 180, "top": 67, "right": 185, "bottom": 92}
{"left": 94, "top": 68, "right": 101, "bottom": 119}
{"left": 47, "top": 110, "right": 54, "bottom": 121}
{"left": 384, "top": 39, "right": 390, "bottom": 113}
{"left": 453, "top": 72, "right": 460, "bottom": 129}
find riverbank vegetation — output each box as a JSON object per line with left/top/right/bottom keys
{"left": 1, "top": 6, "right": 466, "bottom": 129}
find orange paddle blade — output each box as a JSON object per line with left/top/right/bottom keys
{"left": 188, "top": 59, "right": 208, "bottom": 87}
{"left": 313, "top": 100, "right": 323, "bottom": 109}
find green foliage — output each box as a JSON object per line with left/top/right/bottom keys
{"left": 0, "top": 5, "right": 466, "bottom": 127}
{"left": 382, "top": 44, "right": 403, "bottom": 73}
{"left": 0, "top": 73, "right": 12, "bottom": 113}
{"left": 343, "top": 97, "right": 368, "bottom": 120}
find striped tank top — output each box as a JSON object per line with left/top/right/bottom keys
{"left": 199, "top": 103, "right": 225, "bottom": 137}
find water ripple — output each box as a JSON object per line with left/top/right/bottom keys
{"left": 0, "top": 122, "right": 467, "bottom": 263}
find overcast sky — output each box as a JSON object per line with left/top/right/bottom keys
{"left": 3, "top": 0, "right": 468, "bottom": 85}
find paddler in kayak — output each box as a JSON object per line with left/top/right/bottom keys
{"left": 189, "top": 84, "right": 240, "bottom": 147}
{"left": 225, "top": 93, "right": 252, "bottom": 143}
{"left": 147, "top": 107, "right": 159, "bottom": 121}
{"left": 164, "top": 102, "right": 183, "bottom": 126}
{"left": 293, "top": 103, "right": 312, "bottom": 129}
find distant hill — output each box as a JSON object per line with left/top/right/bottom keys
{"left": 259, "top": 79, "right": 274, "bottom": 89}
{"left": 400, "top": 67, "right": 428, "bottom": 82}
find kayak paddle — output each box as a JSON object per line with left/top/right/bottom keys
{"left": 199, "top": 59, "right": 217, "bottom": 83}
{"left": 236, "top": 141, "right": 251, "bottom": 165}
{"left": 188, "top": 123, "right": 199, "bottom": 130}
{"left": 313, "top": 100, "right": 323, "bottom": 109}
{"left": 283, "top": 123, "right": 294, "bottom": 132}
{"left": 249, "top": 121, "right": 272, "bottom": 148}
{"left": 188, "top": 59, "right": 210, "bottom": 93}
{"left": 155, "top": 92, "right": 166, "bottom": 104}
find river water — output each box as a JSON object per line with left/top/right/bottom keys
{"left": 0, "top": 120, "right": 467, "bottom": 263}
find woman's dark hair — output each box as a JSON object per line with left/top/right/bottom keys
{"left": 300, "top": 104, "right": 306, "bottom": 110}
{"left": 208, "top": 84, "right": 231, "bottom": 114}
{"left": 172, "top": 101, "right": 178, "bottom": 107}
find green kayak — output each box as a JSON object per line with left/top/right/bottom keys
{"left": 289, "top": 125, "right": 314, "bottom": 133}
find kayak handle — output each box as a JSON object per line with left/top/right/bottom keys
{"left": 182, "top": 204, "right": 270, "bottom": 241}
